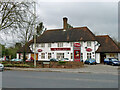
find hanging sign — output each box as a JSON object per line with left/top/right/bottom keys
{"left": 51, "top": 48, "right": 71, "bottom": 51}
{"left": 38, "top": 49, "right": 42, "bottom": 52}
{"left": 86, "top": 48, "right": 92, "bottom": 52}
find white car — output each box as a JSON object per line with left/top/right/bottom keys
{"left": 0, "top": 63, "right": 4, "bottom": 71}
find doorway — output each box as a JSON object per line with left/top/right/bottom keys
{"left": 100, "top": 53, "right": 106, "bottom": 63}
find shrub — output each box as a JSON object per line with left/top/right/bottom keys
{"left": 4, "top": 64, "right": 13, "bottom": 67}
{"left": 14, "top": 64, "right": 30, "bottom": 67}
{"left": 58, "top": 61, "right": 66, "bottom": 65}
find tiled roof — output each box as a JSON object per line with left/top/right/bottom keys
{"left": 30, "top": 27, "right": 96, "bottom": 43}
{"left": 96, "top": 35, "right": 120, "bottom": 53}
{"left": 17, "top": 44, "right": 33, "bottom": 53}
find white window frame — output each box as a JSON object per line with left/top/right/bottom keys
{"left": 70, "top": 42, "right": 73, "bottom": 47}
{"left": 41, "top": 53, "right": 45, "bottom": 59}
{"left": 41, "top": 43, "right": 45, "bottom": 47}
{"left": 80, "top": 42, "right": 83, "bottom": 46}
{"left": 87, "top": 41, "right": 91, "bottom": 47}
{"left": 48, "top": 53, "right": 51, "bottom": 59}
{"left": 87, "top": 53, "right": 91, "bottom": 59}
{"left": 58, "top": 43, "right": 63, "bottom": 47}
{"left": 57, "top": 53, "right": 64, "bottom": 59}
{"left": 48, "top": 43, "right": 51, "bottom": 47}
{"left": 81, "top": 53, "right": 83, "bottom": 60}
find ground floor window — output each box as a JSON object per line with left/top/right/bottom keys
{"left": 71, "top": 53, "right": 73, "bottom": 59}
{"left": 48, "top": 53, "right": 51, "bottom": 59}
{"left": 81, "top": 53, "right": 83, "bottom": 60}
{"left": 87, "top": 53, "right": 91, "bottom": 59}
{"left": 57, "top": 53, "right": 64, "bottom": 59}
{"left": 41, "top": 53, "right": 45, "bottom": 59}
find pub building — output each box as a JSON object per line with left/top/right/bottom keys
{"left": 17, "top": 17, "right": 120, "bottom": 63}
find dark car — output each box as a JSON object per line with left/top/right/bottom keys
{"left": 49, "top": 58, "right": 58, "bottom": 62}
{"left": 84, "top": 58, "right": 96, "bottom": 65}
{"left": 104, "top": 58, "right": 120, "bottom": 66}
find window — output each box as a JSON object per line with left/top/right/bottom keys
{"left": 80, "top": 42, "right": 83, "bottom": 46}
{"left": 41, "top": 43, "right": 45, "bottom": 47}
{"left": 81, "top": 53, "right": 83, "bottom": 60}
{"left": 48, "top": 53, "right": 51, "bottom": 59}
{"left": 87, "top": 41, "right": 91, "bottom": 47}
{"left": 41, "top": 53, "right": 45, "bottom": 59}
{"left": 58, "top": 43, "right": 63, "bottom": 47}
{"left": 36, "top": 44, "right": 38, "bottom": 47}
{"left": 87, "top": 53, "right": 91, "bottom": 59}
{"left": 70, "top": 42, "right": 73, "bottom": 47}
{"left": 57, "top": 53, "right": 64, "bottom": 59}
{"left": 48, "top": 43, "right": 51, "bottom": 47}
{"left": 71, "top": 53, "right": 73, "bottom": 59}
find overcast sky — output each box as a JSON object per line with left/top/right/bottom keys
{"left": 0, "top": 0, "right": 119, "bottom": 47}
{"left": 36, "top": 1, "right": 118, "bottom": 40}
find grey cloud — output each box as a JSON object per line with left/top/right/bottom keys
{"left": 38, "top": 2, "right": 118, "bottom": 39}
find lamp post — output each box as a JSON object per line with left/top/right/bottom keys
{"left": 33, "top": 1, "right": 36, "bottom": 67}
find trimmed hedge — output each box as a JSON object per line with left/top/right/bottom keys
{"left": 3, "top": 61, "right": 84, "bottom": 68}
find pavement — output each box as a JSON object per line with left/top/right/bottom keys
{"left": 4, "top": 64, "right": 119, "bottom": 75}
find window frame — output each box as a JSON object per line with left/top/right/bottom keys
{"left": 41, "top": 53, "right": 45, "bottom": 59}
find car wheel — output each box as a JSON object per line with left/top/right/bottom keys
{"left": 89, "top": 63, "right": 91, "bottom": 65}
{"left": 95, "top": 62, "right": 96, "bottom": 65}
{"left": 112, "top": 63, "right": 114, "bottom": 66}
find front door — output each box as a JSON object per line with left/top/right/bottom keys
{"left": 100, "top": 53, "right": 106, "bottom": 63}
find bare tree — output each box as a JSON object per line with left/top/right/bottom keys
{"left": 0, "top": 1, "right": 37, "bottom": 31}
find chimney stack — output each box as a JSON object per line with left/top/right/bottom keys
{"left": 63, "top": 17, "right": 68, "bottom": 30}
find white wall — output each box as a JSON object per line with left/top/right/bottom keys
{"left": 95, "top": 53, "right": 100, "bottom": 63}
{"left": 30, "top": 41, "right": 99, "bottom": 61}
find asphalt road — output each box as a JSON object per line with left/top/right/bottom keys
{"left": 2, "top": 70, "right": 118, "bottom": 88}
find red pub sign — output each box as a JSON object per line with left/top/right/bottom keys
{"left": 73, "top": 43, "right": 81, "bottom": 61}
{"left": 51, "top": 48, "right": 71, "bottom": 51}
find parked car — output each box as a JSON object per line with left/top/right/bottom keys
{"left": 84, "top": 59, "right": 96, "bottom": 65}
{"left": 0, "top": 57, "right": 9, "bottom": 61}
{"left": 0, "top": 63, "right": 4, "bottom": 71}
{"left": 25, "top": 59, "right": 34, "bottom": 62}
{"left": 49, "top": 58, "right": 58, "bottom": 62}
{"left": 60, "top": 58, "right": 70, "bottom": 61}
{"left": 11, "top": 59, "right": 23, "bottom": 62}
{"left": 104, "top": 58, "right": 120, "bottom": 66}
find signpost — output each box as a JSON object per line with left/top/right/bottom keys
{"left": 73, "top": 43, "right": 81, "bottom": 61}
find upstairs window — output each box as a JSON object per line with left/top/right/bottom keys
{"left": 41, "top": 43, "right": 45, "bottom": 47}
{"left": 87, "top": 41, "right": 91, "bottom": 47}
{"left": 58, "top": 43, "right": 63, "bottom": 47}
{"left": 48, "top": 43, "right": 51, "bottom": 47}
{"left": 70, "top": 42, "right": 73, "bottom": 47}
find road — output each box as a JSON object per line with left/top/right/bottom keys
{"left": 2, "top": 70, "right": 118, "bottom": 88}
